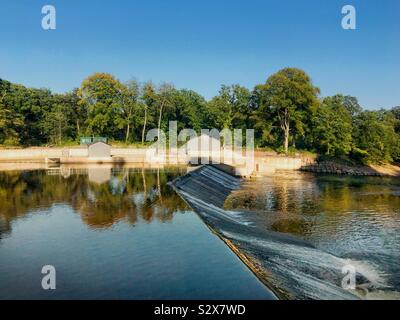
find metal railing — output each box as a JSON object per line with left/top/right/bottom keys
{"left": 80, "top": 137, "right": 108, "bottom": 145}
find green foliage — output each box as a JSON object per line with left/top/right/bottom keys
{"left": 341, "top": 95, "right": 362, "bottom": 117}
{"left": 115, "top": 79, "right": 141, "bottom": 142}
{"left": 0, "top": 73, "right": 399, "bottom": 165}
{"left": 38, "top": 92, "right": 80, "bottom": 145}
{"left": 169, "top": 89, "right": 207, "bottom": 133}
{"left": 391, "top": 106, "right": 400, "bottom": 135}
{"left": 256, "top": 68, "right": 320, "bottom": 153}
{"left": 312, "top": 95, "right": 353, "bottom": 156}
{"left": 352, "top": 110, "right": 400, "bottom": 164}
{"left": 205, "top": 85, "right": 252, "bottom": 130}
{"left": 0, "top": 96, "right": 23, "bottom": 146}
{"left": 78, "top": 73, "right": 125, "bottom": 138}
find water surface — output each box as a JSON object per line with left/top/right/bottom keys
{"left": 227, "top": 171, "right": 400, "bottom": 299}
{"left": 0, "top": 166, "right": 274, "bottom": 300}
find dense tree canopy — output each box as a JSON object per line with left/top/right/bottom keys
{"left": 0, "top": 91, "right": 24, "bottom": 146}
{"left": 78, "top": 73, "right": 126, "bottom": 138}
{"left": 312, "top": 95, "right": 354, "bottom": 157}
{"left": 205, "top": 85, "right": 252, "bottom": 130}
{"left": 0, "top": 69, "right": 398, "bottom": 164}
{"left": 255, "top": 68, "right": 320, "bottom": 153}
{"left": 353, "top": 111, "right": 400, "bottom": 163}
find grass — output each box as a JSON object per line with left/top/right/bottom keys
{"left": 255, "top": 146, "right": 318, "bottom": 158}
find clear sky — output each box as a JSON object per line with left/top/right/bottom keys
{"left": 0, "top": 0, "right": 399, "bottom": 109}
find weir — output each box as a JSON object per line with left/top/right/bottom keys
{"left": 171, "top": 165, "right": 377, "bottom": 300}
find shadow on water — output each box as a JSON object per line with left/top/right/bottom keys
{"left": 172, "top": 166, "right": 400, "bottom": 300}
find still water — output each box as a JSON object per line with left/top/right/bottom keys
{"left": 0, "top": 166, "right": 274, "bottom": 300}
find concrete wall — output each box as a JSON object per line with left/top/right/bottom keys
{"left": 69, "top": 148, "right": 88, "bottom": 157}
{"left": 0, "top": 148, "right": 63, "bottom": 161}
{"left": 0, "top": 147, "right": 316, "bottom": 176}
{"left": 110, "top": 148, "right": 147, "bottom": 156}
{"left": 257, "top": 156, "right": 302, "bottom": 170}
{"left": 252, "top": 155, "right": 316, "bottom": 176}
{"left": 0, "top": 147, "right": 144, "bottom": 161}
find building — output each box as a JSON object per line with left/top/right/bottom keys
{"left": 88, "top": 141, "right": 112, "bottom": 159}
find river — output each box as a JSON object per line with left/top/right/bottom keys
{"left": 0, "top": 165, "right": 274, "bottom": 300}
{"left": 173, "top": 166, "right": 400, "bottom": 300}
{"left": 1, "top": 165, "right": 399, "bottom": 300}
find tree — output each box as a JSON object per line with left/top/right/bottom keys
{"left": 257, "top": 68, "right": 320, "bottom": 153}
{"left": 168, "top": 89, "right": 207, "bottom": 133}
{"left": 116, "top": 79, "right": 140, "bottom": 142}
{"left": 19, "top": 87, "right": 54, "bottom": 145}
{"left": 78, "top": 73, "right": 125, "bottom": 138}
{"left": 0, "top": 80, "right": 43, "bottom": 146}
{"left": 141, "top": 82, "right": 157, "bottom": 144}
{"left": 1, "top": 72, "right": 399, "bottom": 167}
{"left": 353, "top": 110, "right": 400, "bottom": 163}
{"left": 206, "top": 85, "right": 251, "bottom": 130}
{"left": 312, "top": 95, "right": 353, "bottom": 156}
{"left": 156, "top": 83, "right": 175, "bottom": 140}
{"left": 392, "top": 106, "right": 400, "bottom": 134}
{"left": 45, "top": 91, "right": 81, "bottom": 145}
{"left": 141, "top": 82, "right": 175, "bottom": 141}
{"left": 0, "top": 92, "right": 23, "bottom": 145}
{"left": 41, "top": 103, "right": 69, "bottom": 145}
{"left": 67, "top": 89, "right": 85, "bottom": 139}
{"left": 342, "top": 95, "right": 362, "bottom": 117}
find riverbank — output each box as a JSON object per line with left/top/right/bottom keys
{"left": 301, "top": 160, "right": 400, "bottom": 177}
{"left": 0, "top": 147, "right": 399, "bottom": 177}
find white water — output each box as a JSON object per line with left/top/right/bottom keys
{"left": 173, "top": 166, "right": 400, "bottom": 300}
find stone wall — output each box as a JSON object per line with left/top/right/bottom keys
{"left": 301, "top": 161, "right": 384, "bottom": 176}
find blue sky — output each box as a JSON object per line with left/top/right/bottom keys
{"left": 0, "top": 0, "right": 399, "bottom": 109}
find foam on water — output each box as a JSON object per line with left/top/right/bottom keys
{"left": 179, "top": 190, "right": 252, "bottom": 226}
{"left": 172, "top": 165, "right": 395, "bottom": 300}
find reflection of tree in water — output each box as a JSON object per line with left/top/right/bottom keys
{"left": 0, "top": 168, "right": 187, "bottom": 232}
{"left": 227, "top": 172, "right": 400, "bottom": 237}
{"left": 0, "top": 216, "right": 11, "bottom": 240}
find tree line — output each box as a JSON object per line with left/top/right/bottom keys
{"left": 1, "top": 68, "right": 399, "bottom": 164}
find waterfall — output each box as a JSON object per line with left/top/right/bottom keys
{"left": 171, "top": 165, "right": 383, "bottom": 300}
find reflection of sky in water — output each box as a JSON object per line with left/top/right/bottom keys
{"left": 0, "top": 167, "right": 275, "bottom": 300}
